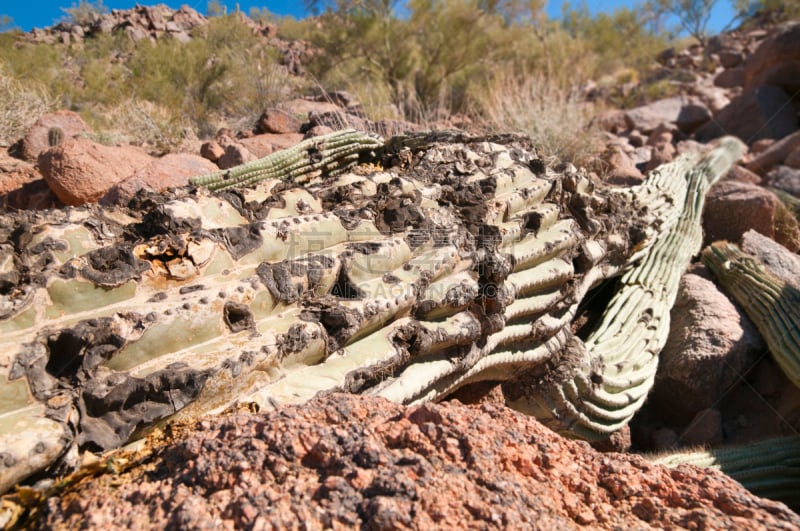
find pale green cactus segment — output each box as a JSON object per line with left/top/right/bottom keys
{"left": 0, "top": 406, "right": 69, "bottom": 495}
{"left": 504, "top": 137, "right": 744, "bottom": 440}
{"left": 248, "top": 318, "right": 413, "bottom": 406}
{"left": 506, "top": 258, "right": 573, "bottom": 298}
{"left": 190, "top": 129, "right": 384, "bottom": 191}
{"left": 702, "top": 242, "right": 800, "bottom": 389}
{"left": 651, "top": 436, "right": 800, "bottom": 509}
{"left": 506, "top": 219, "right": 578, "bottom": 272}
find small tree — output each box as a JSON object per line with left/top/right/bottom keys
{"left": 733, "top": 0, "right": 800, "bottom": 21}
{"left": 61, "top": 0, "right": 108, "bottom": 25}
{"left": 206, "top": 0, "right": 227, "bottom": 17}
{"left": 0, "top": 15, "right": 13, "bottom": 31}
{"left": 647, "top": 0, "right": 718, "bottom": 44}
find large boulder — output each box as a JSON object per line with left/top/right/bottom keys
{"left": 744, "top": 22, "right": 800, "bottom": 94}
{"left": 695, "top": 85, "right": 798, "bottom": 143}
{"left": 765, "top": 165, "right": 800, "bottom": 197}
{"left": 38, "top": 137, "right": 153, "bottom": 205}
{"left": 741, "top": 229, "right": 800, "bottom": 290}
{"left": 20, "top": 110, "right": 92, "bottom": 162}
{"left": 32, "top": 394, "right": 800, "bottom": 529}
{"left": 650, "top": 272, "right": 764, "bottom": 424}
{"left": 623, "top": 96, "right": 711, "bottom": 134}
{"left": 703, "top": 180, "right": 800, "bottom": 250}
{"left": 255, "top": 108, "right": 302, "bottom": 135}
{"left": 101, "top": 153, "right": 218, "bottom": 205}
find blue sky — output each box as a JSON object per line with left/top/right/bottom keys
{"left": 1, "top": 1, "right": 738, "bottom": 34}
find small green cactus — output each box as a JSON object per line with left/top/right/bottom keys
{"left": 47, "top": 126, "right": 64, "bottom": 147}
{"left": 190, "top": 129, "right": 384, "bottom": 191}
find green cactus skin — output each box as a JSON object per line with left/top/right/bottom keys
{"left": 503, "top": 137, "right": 744, "bottom": 441}
{"left": 47, "top": 127, "right": 64, "bottom": 148}
{"left": 0, "top": 132, "right": 741, "bottom": 496}
{"left": 650, "top": 436, "right": 800, "bottom": 510}
{"left": 702, "top": 241, "right": 800, "bottom": 389}
{"left": 190, "top": 129, "right": 384, "bottom": 191}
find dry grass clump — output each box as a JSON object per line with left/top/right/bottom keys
{"left": 476, "top": 72, "right": 603, "bottom": 168}
{"left": 82, "top": 99, "right": 189, "bottom": 155}
{"left": 0, "top": 63, "right": 54, "bottom": 146}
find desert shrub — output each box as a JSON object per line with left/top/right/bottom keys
{"left": 83, "top": 99, "right": 188, "bottom": 155}
{"left": 0, "top": 33, "right": 66, "bottom": 93}
{"left": 295, "top": 0, "right": 671, "bottom": 126}
{"left": 0, "top": 61, "right": 55, "bottom": 146}
{"left": 127, "top": 14, "right": 291, "bottom": 134}
{"left": 61, "top": 0, "right": 108, "bottom": 25}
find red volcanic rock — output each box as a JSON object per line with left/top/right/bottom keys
{"left": 624, "top": 96, "right": 711, "bottom": 135}
{"left": 217, "top": 143, "right": 257, "bottom": 170}
{"left": 703, "top": 180, "right": 800, "bottom": 250}
{"left": 601, "top": 144, "right": 644, "bottom": 186}
{"left": 199, "top": 140, "right": 225, "bottom": 163}
{"left": 746, "top": 130, "right": 800, "bottom": 175}
{"left": 744, "top": 22, "right": 800, "bottom": 94}
{"left": 38, "top": 137, "right": 153, "bottom": 205}
{"left": 20, "top": 110, "right": 92, "bottom": 162}
{"left": 723, "top": 165, "right": 762, "bottom": 185}
{"left": 32, "top": 394, "right": 800, "bottom": 530}
{"left": 239, "top": 133, "right": 304, "bottom": 158}
{"left": 101, "top": 153, "right": 218, "bottom": 205}
{"left": 786, "top": 147, "right": 800, "bottom": 169}
{"left": 652, "top": 272, "right": 764, "bottom": 424}
{"left": 695, "top": 86, "right": 798, "bottom": 144}
{"left": 0, "top": 179, "right": 61, "bottom": 210}
{"left": 256, "top": 108, "right": 302, "bottom": 135}
{"left": 0, "top": 149, "right": 40, "bottom": 195}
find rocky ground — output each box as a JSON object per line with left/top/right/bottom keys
{"left": 1, "top": 5, "right": 800, "bottom": 529}
{"left": 24, "top": 393, "right": 800, "bottom": 530}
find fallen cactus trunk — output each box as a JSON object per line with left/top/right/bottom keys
{"left": 0, "top": 130, "right": 742, "bottom": 494}
{"left": 702, "top": 241, "right": 800, "bottom": 389}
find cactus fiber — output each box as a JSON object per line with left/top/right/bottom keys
{"left": 0, "top": 130, "right": 742, "bottom": 495}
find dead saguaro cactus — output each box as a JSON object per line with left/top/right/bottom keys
{"left": 0, "top": 131, "right": 741, "bottom": 495}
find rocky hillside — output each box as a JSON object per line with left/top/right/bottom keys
{"left": 0, "top": 5, "right": 800, "bottom": 529}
